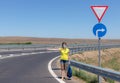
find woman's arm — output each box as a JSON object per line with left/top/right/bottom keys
{"left": 68, "top": 52, "right": 71, "bottom": 60}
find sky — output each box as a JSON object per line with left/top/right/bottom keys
{"left": 0, "top": 0, "right": 119, "bottom": 39}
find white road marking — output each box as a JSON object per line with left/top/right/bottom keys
{"left": 0, "top": 51, "right": 58, "bottom": 60}
{"left": 48, "top": 56, "right": 66, "bottom": 83}
{"left": 0, "top": 50, "right": 65, "bottom": 83}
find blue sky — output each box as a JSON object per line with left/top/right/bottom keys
{"left": 0, "top": 0, "right": 119, "bottom": 39}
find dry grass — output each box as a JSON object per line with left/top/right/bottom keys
{"left": 71, "top": 48, "right": 120, "bottom": 71}
{"left": 71, "top": 48, "right": 120, "bottom": 83}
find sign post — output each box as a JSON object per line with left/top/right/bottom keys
{"left": 98, "top": 37, "right": 101, "bottom": 83}
{"left": 91, "top": 6, "right": 108, "bottom": 83}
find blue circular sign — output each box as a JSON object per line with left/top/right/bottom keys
{"left": 93, "top": 23, "right": 107, "bottom": 38}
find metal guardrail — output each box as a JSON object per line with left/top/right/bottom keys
{"left": 70, "top": 60, "right": 120, "bottom": 82}
{"left": 0, "top": 44, "right": 60, "bottom": 51}
{"left": 0, "top": 44, "right": 120, "bottom": 52}
{"left": 0, "top": 44, "right": 119, "bottom": 52}
{"left": 0, "top": 44, "right": 59, "bottom": 49}
{"left": 70, "top": 44, "right": 120, "bottom": 55}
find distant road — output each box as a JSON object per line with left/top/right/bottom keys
{"left": 0, "top": 49, "right": 47, "bottom": 55}
{"left": 0, "top": 51, "right": 59, "bottom": 83}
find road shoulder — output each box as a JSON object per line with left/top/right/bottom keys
{"left": 50, "top": 56, "right": 85, "bottom": 83}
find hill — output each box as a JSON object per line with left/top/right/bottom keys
{"left": 0, "top": 36, "right": 119, "bottom": 44}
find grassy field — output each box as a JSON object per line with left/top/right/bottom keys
{"left": 71, "top": 48, "right": 120, "bottom": 83}
{"left": 0, "top": 42, "right": 32, "bottom": 45}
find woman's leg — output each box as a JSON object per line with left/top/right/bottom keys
{"left": 64, "top": 61, "right": 69, "bottom": 79}
{"left": 63, "top": 63, "right": 67, "bottom": 79}
{"left": 60, "top": 60, "right": 68, "bottom": 80}
{"left": 60, "top": 61, "right": 64, "bottom": 80}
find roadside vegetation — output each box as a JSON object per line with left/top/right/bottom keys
{"left": 0, "top": 42, "right": 32, "bottom": 45}
{"left": 71, "top": 48, "right": 120, "bottom": 83}
{"left": 72, "top": 67, "right": 98, "bottom": 83}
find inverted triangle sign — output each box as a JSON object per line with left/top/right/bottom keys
{"left": 91, "top": 6, "right": 108, "bottom": 22}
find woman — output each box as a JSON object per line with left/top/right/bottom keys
{"left": 59, "top": 42, "right": 70, "bottom": 80}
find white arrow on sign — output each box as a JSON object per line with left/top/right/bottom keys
{"left": 91, "top": 6, "right": 108, "bottom": 22}
{"left": 96, "top": 28, "right": 105, "bottom": 37}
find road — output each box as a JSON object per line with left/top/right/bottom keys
{"left": 0, "top": 51, "right": 59, "bottom": 83}
{"left": 0, "top": 44, "right": 119, "bottom": 83}
{"left": 0, "top": 49, "right": 47, "bottom": 55}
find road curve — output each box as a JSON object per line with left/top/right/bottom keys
{"left": 0, "top": 52, "right": 59, "bottom": 83}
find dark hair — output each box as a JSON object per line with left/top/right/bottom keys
{"left": 62, "top": 42, "right": 67, "bottom": 48}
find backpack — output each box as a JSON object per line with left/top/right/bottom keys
{"left": 67, "top": 64, "right": 72, "bottom": 78}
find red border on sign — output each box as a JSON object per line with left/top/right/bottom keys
{"left": 91, "top": 6, "right": 108, "bottom": 22}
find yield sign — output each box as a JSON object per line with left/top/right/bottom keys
{"left": 91, "top": 6, "right": 108, "bottom": 22}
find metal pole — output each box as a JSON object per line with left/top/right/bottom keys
{"left": 98, "top": 37, "right": 101, "bottom": 83}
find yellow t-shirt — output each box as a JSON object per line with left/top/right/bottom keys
{"left": 59, "top": 48, "right": 70, "bottom": 60}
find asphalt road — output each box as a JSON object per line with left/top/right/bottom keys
{"left": 0, "top": 45, "right": 119, "bottom": 83}
{"left": 0, "top": 49, "right": 47, "bottom": 55}
{"left": 0, "top": 52, "right": 59, "bottom": 83}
